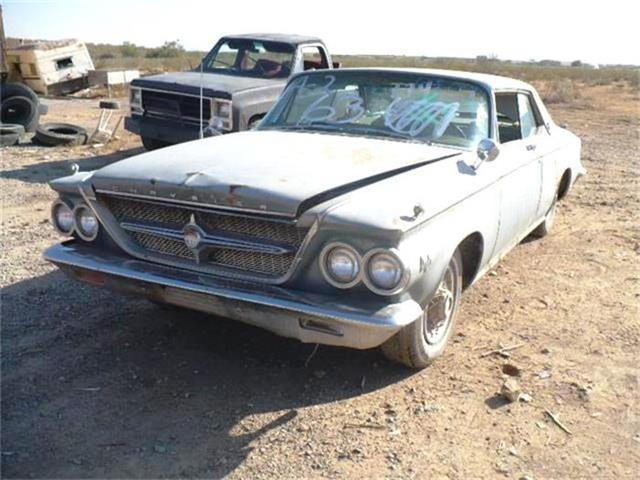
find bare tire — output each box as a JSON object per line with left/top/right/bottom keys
{"left": 35, "top": 123, "right": 88, "bottom": 146}
{"left": 1, "top": 82, "right": 41, "bottom": 132}
{"left": 141, "top": 136, "right": 170, "bottom": 151}
{"left": 532, "top": 193, "right": 558, "bottom": 238}
{"left": 1, "top": 95, "right": 38, "bottom": 133}
{"left": 381, "top": 249, "right": 463, "bottom": 368}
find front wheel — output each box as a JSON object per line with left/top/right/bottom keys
{"left": 141, "top": 136, "right": 170, "bottom": 151}
{"left": 381, "top": 249, "right": 463, "bottom": 369}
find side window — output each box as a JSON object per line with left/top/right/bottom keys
{"left": 518, "top": 93, "right": 538, "bottom": 138}
{"left": 495, "top": 93, "right": 521, "bottom": 143}
{"left": 301, "top": 46, "right": 328, "bottom": 70}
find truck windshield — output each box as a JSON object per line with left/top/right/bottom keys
{"left": 202, "top": 39, "right": 295, "bottom": 79}
{"left": 260, "top": 71, "right": 490, "bottom": 148}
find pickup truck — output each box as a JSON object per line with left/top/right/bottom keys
{"left": 125, "top": 33, "right": 337, "bottom": 150}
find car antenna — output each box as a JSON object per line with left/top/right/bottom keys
{"left": 199, "top": 54, "right": 204, "bottom": 140}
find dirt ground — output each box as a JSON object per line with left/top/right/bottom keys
{"left": 1, "top": 85, "right": 638, "bottom": 479}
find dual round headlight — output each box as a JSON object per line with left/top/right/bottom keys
{"left": 51, "top": 200, "right": 75, "bottom": 234}
{"left": 320, "top": 243, "right": 361, "bottom": 288}
{"left": 51, "top": 200, "right": 99, "bottom": 241}
{"left": 364, "top": 249, "right": 406, "bottom": 293}
{"left": 319, "top": 243, "right": 409, "bottom": 295}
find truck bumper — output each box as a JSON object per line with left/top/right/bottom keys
{"left": 44, "top": 242, "right": 422, "bottom": 350}
{"left": 125, "top": 115, "right": 203, "bottom": 145}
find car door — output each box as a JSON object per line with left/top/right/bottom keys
{"left": 521, "top": 92, "right": 560, "bottom": 218}
{"left": 492, "top": 91, "right": 543, "bottom": 256}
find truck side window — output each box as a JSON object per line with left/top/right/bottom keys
{"left": 301, "top": 46, "right": 329, "bottom": 70}
{"left": 495, "top": 93, "right": 521, "bottom": 143}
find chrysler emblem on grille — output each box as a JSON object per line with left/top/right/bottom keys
{"left": 183, "top": 214, "right": 203, "bottom": 250}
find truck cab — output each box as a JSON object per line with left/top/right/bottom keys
{"left": 125, "top": 34, "right": 335, "bottom": 150}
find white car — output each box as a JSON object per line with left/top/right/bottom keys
{"left": 45, "top": 68, "right": 585, "bottom": 368}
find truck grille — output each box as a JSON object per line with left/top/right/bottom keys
{"left": 141, "top": 90, "right": 211, "bottom": 122}
{"left": 99, "top": 195, "right": 307, "bottom": 279}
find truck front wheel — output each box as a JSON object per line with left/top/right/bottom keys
{"left": 141, "top": 136, "right": 170, "bottom": 151}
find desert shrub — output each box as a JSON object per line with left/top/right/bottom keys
{"left": 540, "top": 79, "right": 582, "bottom": 104}
{"left": 145, "top": 40, "right": 185, "bottom": 58}
{"left": 121, "top": 41, "right": 141, "bottom": 58}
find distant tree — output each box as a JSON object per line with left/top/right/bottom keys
{"left": 571, "top": 60, "right": 583, "bottom": 67}
{"left": 120, "top": 41, "right": 141, "bottom": 58}
{"left": 145, "top": 40, "right": 185, "bottom": 58}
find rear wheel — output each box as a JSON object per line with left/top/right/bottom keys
{"left": 141, "top": 136, "right": 170, "bottom": 151}
{"left": 532, "top": 193, "right": 558, "bottom": 238}
{"left": 381, "top": 249, "right": 463, "bottom": 368}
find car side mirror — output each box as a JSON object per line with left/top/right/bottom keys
{"left": 474, "top": 138, "right": 499, "bottom": 170}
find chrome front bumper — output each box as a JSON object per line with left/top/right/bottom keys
{"left": 44, "top": 242, "right": 422, "bottom": 349}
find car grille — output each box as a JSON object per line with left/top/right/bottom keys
{"left": 99, "top": 195, "right": 307, "bottom": 278}
{"left": 141, "top": 89, "right": 211, "bottom": 122}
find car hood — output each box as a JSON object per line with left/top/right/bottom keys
{"left": 90, "top": 131, "right": 460, "bottom": 218}
{"left": 131, "top": 71, "right": 285, "bottom": 98}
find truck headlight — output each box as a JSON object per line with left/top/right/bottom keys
{"left": 320, "top": 242, "right": 361, "bottom": 288}
{"left": 130, "top": 87, "right": 142, "bottom": 113}
{"left": 363, "top": 249, "right": 409, "bottom": 295}
{"left": 51, "top": 199, "right": 74, "bottom": 235}
{"left": 215, "top": 100, "right": 231, "bottom": 118}
{"left": 73, "top": 204, "right": 99, "bottom": 241}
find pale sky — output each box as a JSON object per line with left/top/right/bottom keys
{"left": 3, "top": 0, "right": 639, "bottom": 66}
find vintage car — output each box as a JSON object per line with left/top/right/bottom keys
{"left": 44, "top": 68, "right": 584, "bottom": 368}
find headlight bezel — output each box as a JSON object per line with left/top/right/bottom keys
{"left": 130, "top": 87, "right": 142, "bottom": 114}
{"left": 72, "top": 204, "right": 99, "bottom": 241}
{"left": 51, "top": 199, "right": 75, "bottom": 235}
{"left": 211, "top": 98, "right": 232, "bottom": 131}
{"left": 319, "top": 241, "right": 362, "bottom": 289}
{"left": 362, "top": 248, "right": 410, "bottom": 296}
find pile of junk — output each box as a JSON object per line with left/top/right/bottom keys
{"left": 0, "top": 6, "right": 126, "bottom": 147}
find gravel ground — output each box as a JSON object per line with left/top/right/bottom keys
{"left": 1, "top": 85, "right": 639, "bottom": 479}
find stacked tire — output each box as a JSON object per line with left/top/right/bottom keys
{"left": 0, "top": 82, "right": 47, "bottom": 146}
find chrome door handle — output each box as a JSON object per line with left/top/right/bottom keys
{"left": 526, "top": 144, "right": 537, "bottom": 151}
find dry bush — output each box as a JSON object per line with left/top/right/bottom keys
{"left": 540, "top": 79, "right": 582, "bottom": 104}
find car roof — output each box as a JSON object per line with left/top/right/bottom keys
{"left": 303, "top": 67, "right": 535, "bottom": 91}
{"left": 222, "top": 33, "right": 323, "bottom": 46}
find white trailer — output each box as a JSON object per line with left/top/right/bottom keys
{"left": 5, "top": 38, "right": 94, "bottom": 95}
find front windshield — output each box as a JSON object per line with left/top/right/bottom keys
{"left": 202, "top": 39, "right": 294, "bottom": 79}
{"left": 260, "top": 71, "right": 490, "bottom": 148}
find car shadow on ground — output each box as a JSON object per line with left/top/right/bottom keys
{"left": 1, "top": 270, "right": 413, "bottom": 478}
{"left": 0, "top": 146, "right": 144, "bottom": 185}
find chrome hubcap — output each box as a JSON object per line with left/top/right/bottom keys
{"left": 424, "top": 266, "right": 455, "bottom": 345}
